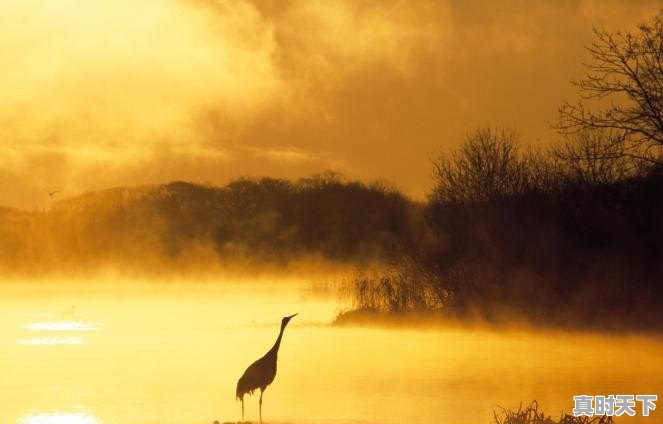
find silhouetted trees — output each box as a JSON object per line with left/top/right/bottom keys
{"left": 0, "top": 174, "right": 418, "bottom": 274}
{"left": 558, "top": 10, "right": 663, "bottom": 166}
{"left": 380, "top": 9, "right": 663, "bottom": 331}
{"left": 348, "top": 124, "right": 663, "bottom": 331}
{"left": 1, "top": 143, "right": 661, "bottom": 331}
{"left": 431, "top": 128, "right": 533, "bottom": 203}
{"left": 4, "top": 10, "right": 663, "bottom": 334}
{"left": 551, "top": 129, "right": 637, "bottom": 185}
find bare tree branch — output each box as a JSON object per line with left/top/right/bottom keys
{"left": 557, "top": 11, "right": 663, "bottom": 167}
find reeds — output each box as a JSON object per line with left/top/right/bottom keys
{"left": 493, "top": 401, "right": 615, "bottom": 424}
{"left": 343, "top": 265, "right": 447, "bottom": 314}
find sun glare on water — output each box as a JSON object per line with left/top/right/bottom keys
{"left": 19, "top": 411, "right": 101, "bottom": 424}
{"left": 19, "top": 337, "right": 86, "bottom": 346}
{"left": 18, "top": 320, "right": 101, "bottom": 345}
{"left": 23, "top": 322, "right": 101, "bottom": 332}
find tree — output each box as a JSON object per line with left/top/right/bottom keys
{"left": 430, "top": 127, "right": 530, "bottom": 203}
{"left": 557, "top": 11, "right": 663, "bottom": 166}
{"left": 552, "top": 129, "right": 638, "bottom": 185}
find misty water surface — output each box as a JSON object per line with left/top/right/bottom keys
{"left": 0, "top": 278, "right": 661, "bottom": 424}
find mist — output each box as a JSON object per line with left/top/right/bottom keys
{"left": 3, "top": 3, "right": 663, "bottom": 424}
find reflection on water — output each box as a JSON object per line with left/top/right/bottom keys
{"left": 1, "top": 279, "right": 662, "bottom": 424}
{"left": 19, "top": 410, "right": 101, "bottom": 424}
{"left": 23, "top": 322, "right": 101, "bottom": 332}
{"left": 19, "top": 337, "right": 86, "bottom": 346}
{"left": 19, "top": 320, "right": 100, "bottom": 345}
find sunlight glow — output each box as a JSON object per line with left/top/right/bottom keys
{"left": 19, "top": 411, "right": 101, "bottom": 424}
{"left": 19, "top": 337, "right": 85, "bottom": 346}
{"left": 23, "top": 322, "right": 101, "bottom": 332}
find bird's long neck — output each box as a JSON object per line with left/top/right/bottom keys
{"left": 269, "top": 324, "right": 286, "bottom": 355}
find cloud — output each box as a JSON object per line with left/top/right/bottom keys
{"left": 0, "top": 0, "right": 280, "bottom": 148}
{"left": 0, "top": 0, "right": 660, "bottom": 208}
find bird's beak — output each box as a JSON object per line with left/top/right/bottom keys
{"left": 288, "top": 313, "right": 298, "bottom": 319}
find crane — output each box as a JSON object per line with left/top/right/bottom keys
{"left": 236, "top": 313, "right": 297, "bottom": 423}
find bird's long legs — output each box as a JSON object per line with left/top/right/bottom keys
{"left": 241, "top": 398, "right": 244, "bottom": 423}
{"left": 259, "top": 389, "right": 264, "bottom": 424}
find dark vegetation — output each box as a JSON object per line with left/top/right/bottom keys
{"left": 341, "top": 11, "right": 663, "bottom": 332}
{"left": 341, "top": 127, "right": 663, "bottom": 332}
{"left": 493, "top": 402, "right": 615, "bottom": 424}
{"left": 0, "top": 172, "right": 414, "bottom": 274}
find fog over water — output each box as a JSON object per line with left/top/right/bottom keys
{"left": 2, "top": 2, "right": 663, "bottom": 423}
{"left": 1, "top": 278, "right": 661, "bottom": 424}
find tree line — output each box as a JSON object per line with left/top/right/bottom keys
{"left": 346, "top": 11, "right": 663, "bottom": 332}
{"left": 2, "top": 10, "right": 663, "bottom": 331}
{"left": 0, "top": 172, "right": 416, "bottom": 274}
{"left": 351, "top": 125, "right": 662, "bottom": 331}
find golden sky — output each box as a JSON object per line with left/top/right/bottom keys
{"left": 0, "top": 0, "right": 660, "bottom": 208}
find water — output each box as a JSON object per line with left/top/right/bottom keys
{"left": 0, "top": 278, "right": 661, "bottom": 424}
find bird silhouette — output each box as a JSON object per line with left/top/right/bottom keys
{"left": 48, "top": 190, "right": 59, "bottom": 197}
{"left": 236, "top": 313, "right": 297, "bottom": 423}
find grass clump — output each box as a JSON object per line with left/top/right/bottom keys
{"left": 493, "top": 401, "right": 615, "bottom": 424}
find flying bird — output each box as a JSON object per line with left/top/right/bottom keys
{"left": 48, "top": 190, "right": 59, "bottom": 197}
{"left": 236, "top": 313, "right": 297, "bottom": 423}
